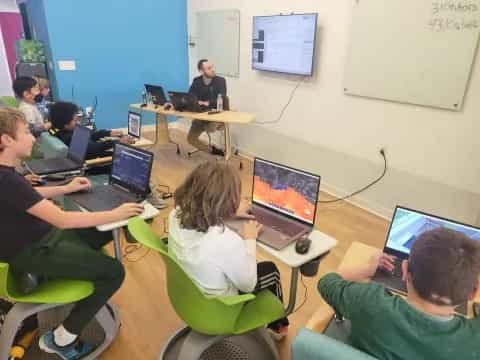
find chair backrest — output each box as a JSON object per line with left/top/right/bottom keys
{"left": 127, "top": 217, "right": 245, "bottom": 335}
{"left": 0, "top": 96, "right": 19, "bottom": 108}
{"left": 292, "top": 328, "right": 378, "bottom": 360}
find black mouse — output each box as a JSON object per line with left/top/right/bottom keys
{"left": 295, "top": 237, "right": 311, "bottom": 254}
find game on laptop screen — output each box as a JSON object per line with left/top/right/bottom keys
{"left": 385, "top": 207, "right": 480, "bottom": 255}
{"left": 111, "top": 144, "right": 152, "bottom": 194}
{"left": 253, "top": 159, "right": 320, "bottom": 224}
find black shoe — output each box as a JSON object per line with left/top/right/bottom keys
{"left": 211, "top": 146, "right": 225, "bottom": 157}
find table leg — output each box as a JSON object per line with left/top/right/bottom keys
{"left": 285, "top": 267, "right": 300, "bottom": 316}
{"left": 224, "top": 123, "right": 232, "bottom": 161}
{"left": 112, "top": 228, "right": 122, "bottom": 261}
{"left": 155, "top": 113, "right": 171, "bottom": 144}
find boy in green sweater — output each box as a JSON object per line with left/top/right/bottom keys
{"left": 318, "top": 228, "right": 480, "bottom": 360}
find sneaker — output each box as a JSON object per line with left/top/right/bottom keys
{"left": 39, "top": 330, "right": 94, "bottom": 360}
{"left": 211, "top": 146, "right": 225, "bottom": 157}
{"left": 267, "top": 324, "right": 289, "bottom": 341}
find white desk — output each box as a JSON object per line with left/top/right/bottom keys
{"left": 81, "top": 201, "right": 160, "bottom": 261}
{"left": 258, "top": 230, "right": 337, "bottom": 316}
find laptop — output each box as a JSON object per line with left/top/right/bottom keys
{"left": 128, "top": 111, "right": 142, "bottom": 139}
{"left": 25, "top": 126, "right": 91, "bottom": 175}
{"left": 67, "top": 143, "right": 154, "bottom": 212}
{"left": 145, "top": 84, "right": 167, "bottom": 106}
{"left": 227, "top": 158, "right": 321, "bottom": 250}
{"left": 168, "top": 91, "right": 210, "bottom": 113}
{"left": 372, "top": 206, "right": 480, "bottom": 315}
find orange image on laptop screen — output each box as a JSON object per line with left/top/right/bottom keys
{"left": 253, "top": 159, "right": 320, "bottom": 224}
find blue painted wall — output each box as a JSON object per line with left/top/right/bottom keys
{"left": 29, "top": 0, "right": 189, "bottom": 129}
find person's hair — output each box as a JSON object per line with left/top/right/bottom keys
{"left": 174, "top": 162, "right": 242, "bottom": 233}
{"left": 197, "top": 59, "right": 208, "bottom": 71}
{"left": 12, "top": 76, "right": 37, "bottom": 99}
{"left": 33, "top": 76, "right": 49, "bottom": 90}
{"left": 49, "top": 101, "right": 78, "bottom": 130}
{"left": 408, "top": 227, "right": 480, "bottom": 306}
{"left": 0, "top": 108, "right": 27, "bottom": 152}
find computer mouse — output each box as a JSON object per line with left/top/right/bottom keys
{"left": 164, "top": 103, "right": 173, "bottom": 110}
{"left": 295, "top": 236, "right": 311, "bottom": 255}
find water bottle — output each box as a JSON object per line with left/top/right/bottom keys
{"left": 216, "top": 94, "right": 223, "bottom": 111}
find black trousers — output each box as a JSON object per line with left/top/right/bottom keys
{"left": 10, "top": 228, "right": 125, "bottom": 335}
{"left": 254, "top": 261, "right": 289, "bottom": 329}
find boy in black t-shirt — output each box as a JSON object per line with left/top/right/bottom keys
{"left": 0, "top": 107, "right": 144, "bottom": 359}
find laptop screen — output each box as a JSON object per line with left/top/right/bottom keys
{"left": 110, "top": 144, "right": 153, "bottom": 195}
{"left": 68, "top": 126, "right": 91, "bottom": 163}
{"left": 385, "top": 206, "right": 480, "bottom": 256}
{"left": 252, "top": 158, "right": 321, "bottom": 225}
{"left": 145, "top": 84, "right": 167, "bottom": 105}
{"left": 128, "top": 111, "right": 142, "bottom": 138}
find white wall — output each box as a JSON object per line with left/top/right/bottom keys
{"left": 0, "top": 0, "right": 19, "bottom": 12}
{"left": 187, "top": 0, "right": 480, "bottom": 225}
{"left": 0, "top": 24, "right": 13, "bottom": 96}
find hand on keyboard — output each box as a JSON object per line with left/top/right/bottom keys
{"left": 112, "top": 203, "right": 145, "bottom": 220}
{"left": 377, "top": 253, "right": 396, "bottom": 274}
{"left": 241, "top": 220, "right": 263, "bottom": 241}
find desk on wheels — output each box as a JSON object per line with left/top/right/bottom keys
{"left": 306, "top": 241, "right": 480, "bottom": 332}
{"left": 129, "top": 104, "right": 255, "bottom": 161}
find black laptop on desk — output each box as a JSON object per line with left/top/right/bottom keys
{"left": 67, "top": 143, "right": 154, "bottom": 212}
{"left": 145, "top": 84, "right": 167, "bottom": 106}
{"left": 168, "top": 91, "right": 210, "bottom": 113}
{"left": 25, "top": 126, "right": 91, "bottom": 175}
{"left": 372, "top": 206, "right": 480, "bottom": 316}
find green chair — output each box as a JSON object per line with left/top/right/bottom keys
{"left": 0, "top": 96, "right": 18, "bottom": 108}
{"left": 128, "top": 217, "right": 285, "bottom": 360}
{"left": 0, "top": 262, "right": 121, "bottom": 359}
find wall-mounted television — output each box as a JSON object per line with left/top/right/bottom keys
{"left": 252, "top": 13, "right": 318, "bottom": 76}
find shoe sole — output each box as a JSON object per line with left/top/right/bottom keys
{"left": 38, "top": 336, "right": 69, "bottom": 360}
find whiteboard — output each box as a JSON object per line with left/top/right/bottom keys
{"left": 343, "top": 0, "right": 480, "bottom": 110}
{"left": 196, "top": 9, "right": 240, "bottom": 77}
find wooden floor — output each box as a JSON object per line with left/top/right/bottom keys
{"left": 101, "top": 130, "right": 390, "bottom": 359}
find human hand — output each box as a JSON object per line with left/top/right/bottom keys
{"left": 112, "top": 203, "right": 145, "bottom": 220}
{"left": 241, "top": 220, "right": 263, "bottom": 240}
{"left": 119, "top": 136, "right": 134, "bottom": 144}
{"left": 44, "top": 121, "right": 52, "bottom": 130}
{"left": 110, "top": 130, "right": 123, "bottom": 137}
{"left": 163, "top": 102, "right": 174, "bottom": 111}
{"left": 66, "top": 177, "right": 91, "bottom": 193}
{"left": 338, "top": 253, "right": 396, "bottom": 283}
{"left": 236, "top": 198, "right": 254, "bottom": 219}
{"left": 25, "top": 174, "right": 43, "bottom": 185}
{"left": 198, "top": 100, "right": 209, "bottom": 107}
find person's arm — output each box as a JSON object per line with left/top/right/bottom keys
{"left": 188, "top": 78, "right": 200, "bottom": 96}
{"left": 27, "top": 199, "right": 143, "bottom": 229}
{"left": 34, "top": 177, "right": 91, "bottom": 199}
{"left": 91, "top": 129, "right": 112, "bottom": 141}
{"left": 86, "top": 139, "right": 115, "bottom": 159}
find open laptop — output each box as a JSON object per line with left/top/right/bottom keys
{"left": 228, "top": 158, "right": 321, "bottom": 250}
{"left": 128, "top": 111, "right": 142, "bottom": 139}
{"left": 145, "top": 84, "right": 167, "bottom": 106}
{"left": 168, "top": 91, "right": 210, "bottom": 113}
{"left": 67, "top": 143, "right": 154, "bottom": 212}
{"left": 372, "top": 206, "right": 480, "bottom": 315}
{"left": 25, "top": 126, "right": 91, "bottom": 175}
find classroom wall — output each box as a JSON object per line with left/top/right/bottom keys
{"left": 187, "top": 0, "right": 480, "bottom": 226}
{"left": 27, "top": 0, "right": 189, "bottom": 129}
{"left": 0, "top": 0, "right": 22, "bottom": 92}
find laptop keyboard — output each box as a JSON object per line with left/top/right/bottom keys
{"left": 94, "top": 186, "right": 137, "bottom": 203}
{"left": 392, "top": 257, "right": 403, "bottom": 277}
{"left": 252, "top": 207, "right": 305, "bottom": 237}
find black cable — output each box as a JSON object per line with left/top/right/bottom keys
{"left": 255, "top": 77, "right": 305, "bottom": 125}
{"left": 317, "top": 150, "right": 388, "bottom": 204}
{"left": 291, "top": 274, "right": 308, "bottom": 314}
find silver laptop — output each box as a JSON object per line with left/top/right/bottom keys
{"left": 228, "top": 158, "right": 321, "bottom": 250}
{"left": 372, "top": 206, "right": 480, "bottom": 315}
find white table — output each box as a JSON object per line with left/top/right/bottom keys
{"left": 258, "top": 230, "right": 337, "bottom": 315}
{"left": 86, "top": 201, "right": 160, "bottom": 261}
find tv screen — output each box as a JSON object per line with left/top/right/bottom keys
{"left": 252, "top": 13, "right": 318, "bottom": 76}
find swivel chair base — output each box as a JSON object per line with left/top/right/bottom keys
{"left": 159, "top": 326, "right": 279, "bottom": 360}
{"left": 0, "top": 302, "right": 120, "bottom": 360}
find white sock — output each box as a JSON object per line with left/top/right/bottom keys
{"left": 53, "top": 325, "right": 78, "bottom": 347}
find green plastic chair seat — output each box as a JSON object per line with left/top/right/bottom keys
{"left": 127, "top": 217, "right": 285, "bottom": 336}
{"left": 0, "top": 263, "right": 94, "bottom": 304}
{"left": 0, "top": 96, "right": 18, "bottom": 108}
